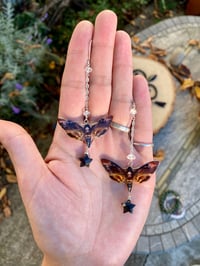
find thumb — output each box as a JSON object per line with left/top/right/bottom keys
{"left": 0, "top": 120, "right": 46, "bottom": 204}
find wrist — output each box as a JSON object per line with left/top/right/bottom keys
{"left": 42, "top": 256, "right": 67, "bottom": 266}
{"left": 41, "top": 255, "right": 99, "bottom": 266}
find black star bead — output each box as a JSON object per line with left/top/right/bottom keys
{"left": 122, "top": 200, "right": 136, "bottom": 213}
{"left": 79, "top": 153, "right": 93, "bottom": 167}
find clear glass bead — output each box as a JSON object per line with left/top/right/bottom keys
{"left": 83, "top": 110, "right": 90, "bottom": 117}
{"left": 85, "top": 66, "right": 92, "bottom": 73}
{"left": 130, "top": 107, "right": 137, "bottom": 116}
{"left": 127, "top": 153, "right": 136, "bottom": 161}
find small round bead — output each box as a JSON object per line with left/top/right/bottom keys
{"left": 130, "top": 107, "right": 137, "bottom": 116}
{"left": 127, "top": 153, "right": 136, "bottom": 161}
{"left": 83, "top": 110, "right": 90, "bottom": 117}
{"left": 86, "top": 66, "right": 92, "bottom": 73}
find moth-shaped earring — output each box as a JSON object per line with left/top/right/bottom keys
{"left": 58, "top": 40, "right": 112, "bottom": 167}
{"left": 101, "top": 103, "right": 159, "bottom": 213}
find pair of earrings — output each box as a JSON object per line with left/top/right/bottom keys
{"left": 58, "top": 41, "right": 159, "bottom": 213}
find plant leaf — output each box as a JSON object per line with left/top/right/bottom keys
{"left": 180, "top": 78, "right": 194, "bottom": 90}
{"left": 194, "top": 85, "right": 200, "bottom": 100}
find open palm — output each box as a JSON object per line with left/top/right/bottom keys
{"left": 0, "top": 11, "right": 156, "bottom": 266}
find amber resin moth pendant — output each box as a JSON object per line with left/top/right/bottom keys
{"left": 101, "top": 159, "right": 159, "bottom": 213}
{"left": 101, "top": 102, "right": 159, "bottom": 213}
{"left": 58, "top": 116, "right": 112, "bottom": 167}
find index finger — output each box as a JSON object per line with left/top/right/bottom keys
{"left": 58, "top": 21, "right": 93, "bottom": 119}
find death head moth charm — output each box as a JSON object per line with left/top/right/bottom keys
{"left": 58, "top": 117, "right": 113, "bottom": 148}
{"left": 57, "top": 40, "right": 112, "bottom": 167}
{"left": 58, "top": 116, "right": 112, "bottom": 167}
{"left": 101, "top": 159, "right": 159, "bottom": 213}
{"left": 101, "top": 101, "right": 159, "bottom": 213}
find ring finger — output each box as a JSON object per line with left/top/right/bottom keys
{"left": 133, "top": 75, "right": 154, "bottom": 161}
{"left": 109, "top": 30, "right": 133, "bottom": 129}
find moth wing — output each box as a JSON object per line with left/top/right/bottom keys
{"left": 101, "top": 159, "right": 126, "bottom": 183}
{"left": 92, "top": 116, "right": 113, "bottom": 138}
{"left": 57, "top": 119, "right": 84, "bottom": 141}
{"left": 133, "top": 161, "right": 159, "bottom": 183}
{"left": 134, "top": 174, "right": 151, "bottom": 183}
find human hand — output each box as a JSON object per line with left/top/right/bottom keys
{"left": 0, "top": 10, "right": 155, "bottom": 266}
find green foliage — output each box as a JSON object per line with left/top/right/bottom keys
{"left": 0, "top": 1, "right": 62, "bottom": 122}
{"left": 156, "top": 0, "right": 179, "bottom": 13}
{"left": 50, "top": 0, "right": 151, "bottom": 54}
{"left": 0, "top": 0, "right": 33, "bottom": 12}
{"left": 1, "top": 0, "right": 24, "bottom": 5}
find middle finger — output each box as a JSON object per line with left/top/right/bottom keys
{"left": 89, "top": 10, "right": 117, "bottom": 117}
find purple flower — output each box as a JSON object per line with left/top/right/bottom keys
{"left": 46, "top": 38, "right": 53, "bottom": 45}
{"left": 15, "top": 83, "right": 23, "bottom": 91}
{"left": 41, "top": 13, "right": 48, "bottom": 22}
{"left": 11, "top": 105, "right": 21, "bottom": 114}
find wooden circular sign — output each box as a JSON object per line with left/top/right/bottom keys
{"left": 133, "top": 56, "right": 176, "bottom": 134}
